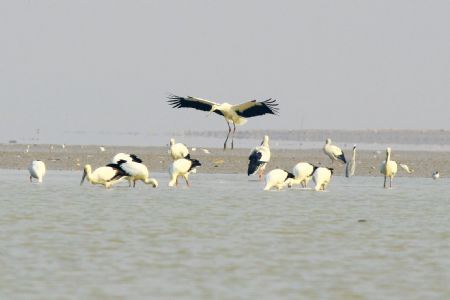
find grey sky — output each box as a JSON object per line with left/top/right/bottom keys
{"left": 1, "top": 0, "right": 449, "bottom": 143}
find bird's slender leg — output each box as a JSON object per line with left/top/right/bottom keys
{"left": 224, "top": 120, "right": 231, "bottom": 150}
{"left": 133, "top": 179, "right": 136, "bottom": 188}
{"left": 29, "top": 176, "right": 32, "bottom": 183}
{"left": 231, "top": 122, "right": 236, "bottom": 150}
{"left": 175, "top": 176, "right": 178, "bottom": 187}
{"left": 390, "top": 177, "right": 392, "bottom": 188}
{"left": 258, "top": 169, "right": 264, "bottom": 181}
{"left": 184, "top": 176, "right": 190, "bottom": 187}
{"left": 383, "top": 176, "right": 387, "bottom": 188}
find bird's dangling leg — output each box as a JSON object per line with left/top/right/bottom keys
{"left": 231, "top": 122, "right": 236, "bottom": 150}
{"left": 224, "top": 120, "right": 231, "bottom": 150}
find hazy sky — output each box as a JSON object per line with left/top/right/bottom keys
{"left": 1, "top": 0, "right": 449, "bottom": 142}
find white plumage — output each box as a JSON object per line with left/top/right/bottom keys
{"left": 168, "top": 138, "right": 190, "bottom": 160}
{"left": 118, "top": 161, "right": 158, "bottom": 188}
{"left": 168, "top": 158, "right": 201, "bottom": 187}
{"left": 247, "top": 135, "right": 271, "bottom": 180}
{"left": 168, "top": 95, "right": 279, "bottom": 149}
{"left": 345, "top": 145, "right": 357, "bottom": 178}
{"left": 289, "top": 162, "right": 317, "bottom": 188}
{"left": 111, "top": 153, "right": 143, "bottom": 164}
{"left": 399, "top": 163, "right": 414, "bottom": 174}
{"left": 80, "top": 164, "right": 125, "bottom": 188}
{"left": 264, "top": 169, "right": 295, "bottom": 191}
{"left": 28, "top": 160, "right": 46, "bottom": 183}
{"left": 110, "top": 153, "right": 143, "bottom": 186}
{"left": 323, "top": 138, "right": 346, "bottom": 164}
{"left": 312, "top": 167, "right": 334, "bottom": 191}
{"left": 432, "top": 171, "right": 440, "bottom": 180}
{"left": 380, "top": 147, "right": 398, "bottom": 188}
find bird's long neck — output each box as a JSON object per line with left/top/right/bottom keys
{"left": 386, "top": 151, "right": 391, "bottom": 162}
{"left": 83, "top": 167, "right": 94, "bottom": 183}
{"left": 352, "top": 148, "right": 356, "bottom": 159}
{"left": 144, "top": 178, "right": 158, "bottom": 187}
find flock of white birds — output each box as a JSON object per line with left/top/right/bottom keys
{"left": 27, "top": 135, "right": 440, "bottom": 191}
{"left": 26, "top": 94, "right": 440, "bottom": 189}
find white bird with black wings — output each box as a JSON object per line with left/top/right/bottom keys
{"left": 167, "top": 95, "right": 279, "bottom": 149}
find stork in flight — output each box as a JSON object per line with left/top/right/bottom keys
{"left": 167, "top": 94, "right": 279, "bottom": 149}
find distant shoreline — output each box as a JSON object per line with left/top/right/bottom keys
{"left": 3, "top": 129, "right": 450, "bottom": 151}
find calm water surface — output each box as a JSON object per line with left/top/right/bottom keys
{"left": 1, "top": 170, "right": 449, "bottom": 300}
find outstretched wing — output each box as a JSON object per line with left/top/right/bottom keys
{"left": 233, "top": 99, "right": 279, "bottom": 118}
{"left": 167, "top": 94, "right": 223, "bottom": 116}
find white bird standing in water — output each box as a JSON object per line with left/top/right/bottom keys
{"left": 116, "top": 160, "right": 158, "bottom": 188}
{"left": 248, "top": 135, "right": 271, "bottom": 180}
{"left": 399, "top": 163, "right": 414, "bottom": 174}
{"left": 168, "top": 138, "right": 190, "bottom": 160}
{"left": 264, "top": 169, "right": 295, "bottom": 191}
{"left": 168, "top": 157, "right": 201, "bottom": 187}
{"left": 28, "top": 160, "right": 46, "bottom": 183}
{"left": 323, "top": 138, "right": 346, "bottom": 164}
{"left": 168, "top": 94, "right": 279, "bottom": 149}
{"left": 312, "top": 167, "right": 334, "bottom": 191}
{"left": 380, "top": 147, "right": 398, "bottom": 188}
{"left": 110, "top": 153, "right": 143, "bottom": 186}
{"left": 289, "top": 162, "right": 317, "bottom": 188}
{"left": 432, "top": 171, "right": 440, "bottom": 180}
{"left": 80, "top": 163, "right": 126, "bottom": 188}
{"left": 345, "top": 145, "right": 357, "bottom": 178}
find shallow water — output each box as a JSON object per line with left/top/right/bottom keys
{"left": 1, "top": 170, "right": 449, "bottom": 300}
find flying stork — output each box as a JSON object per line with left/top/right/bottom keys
{"left": 167, "top": 94, "right": 279, "bottom": 149}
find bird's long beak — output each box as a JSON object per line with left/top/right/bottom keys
{"left": 80, "top": 169, "right": 86, "bottom": 185}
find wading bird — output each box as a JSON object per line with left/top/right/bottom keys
{"left": 312, "top": 167, "right": 334, "bottom": 191}
{"left": 80, "top": 163, "right": 126, "bottom": 188}
{"left": 399, "top": 163, "right": 414, "bottom": 174}
{"left": 110, "top": 153, "right": 144, "bottom": 186}
{"left": 248, "top": 135, "right": 271, "bottom": 180}
{"left": 264, "top": 169, "right": 295, "bottom": 191}
{"left": 28, "top": 160, "right": 46, "bottom": 183}
{"left": 168, "top": 138, "right": 190, "bottom": 160}
{"left": 116, "top": 160, "right": 158, "bottom": 188}
{"left": 380, "top": 147, "right": 398, "bottom": 188}
{"left": 167, "top": 95, "right": 279, "bottom": 149}
{"left": 289, "top": 162, "right": 318, "bottom": 188}
{"left": 323, "top": 138, "right": 346, "bottom": 164}
{"left": 345, "top": 145, "right": 357, "bottom": 178}
{"left": 168, "top": 157, "right": 201, "bottom": 187}
{"left": 432, "top": 171, "right": 440, "bottom": 180}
